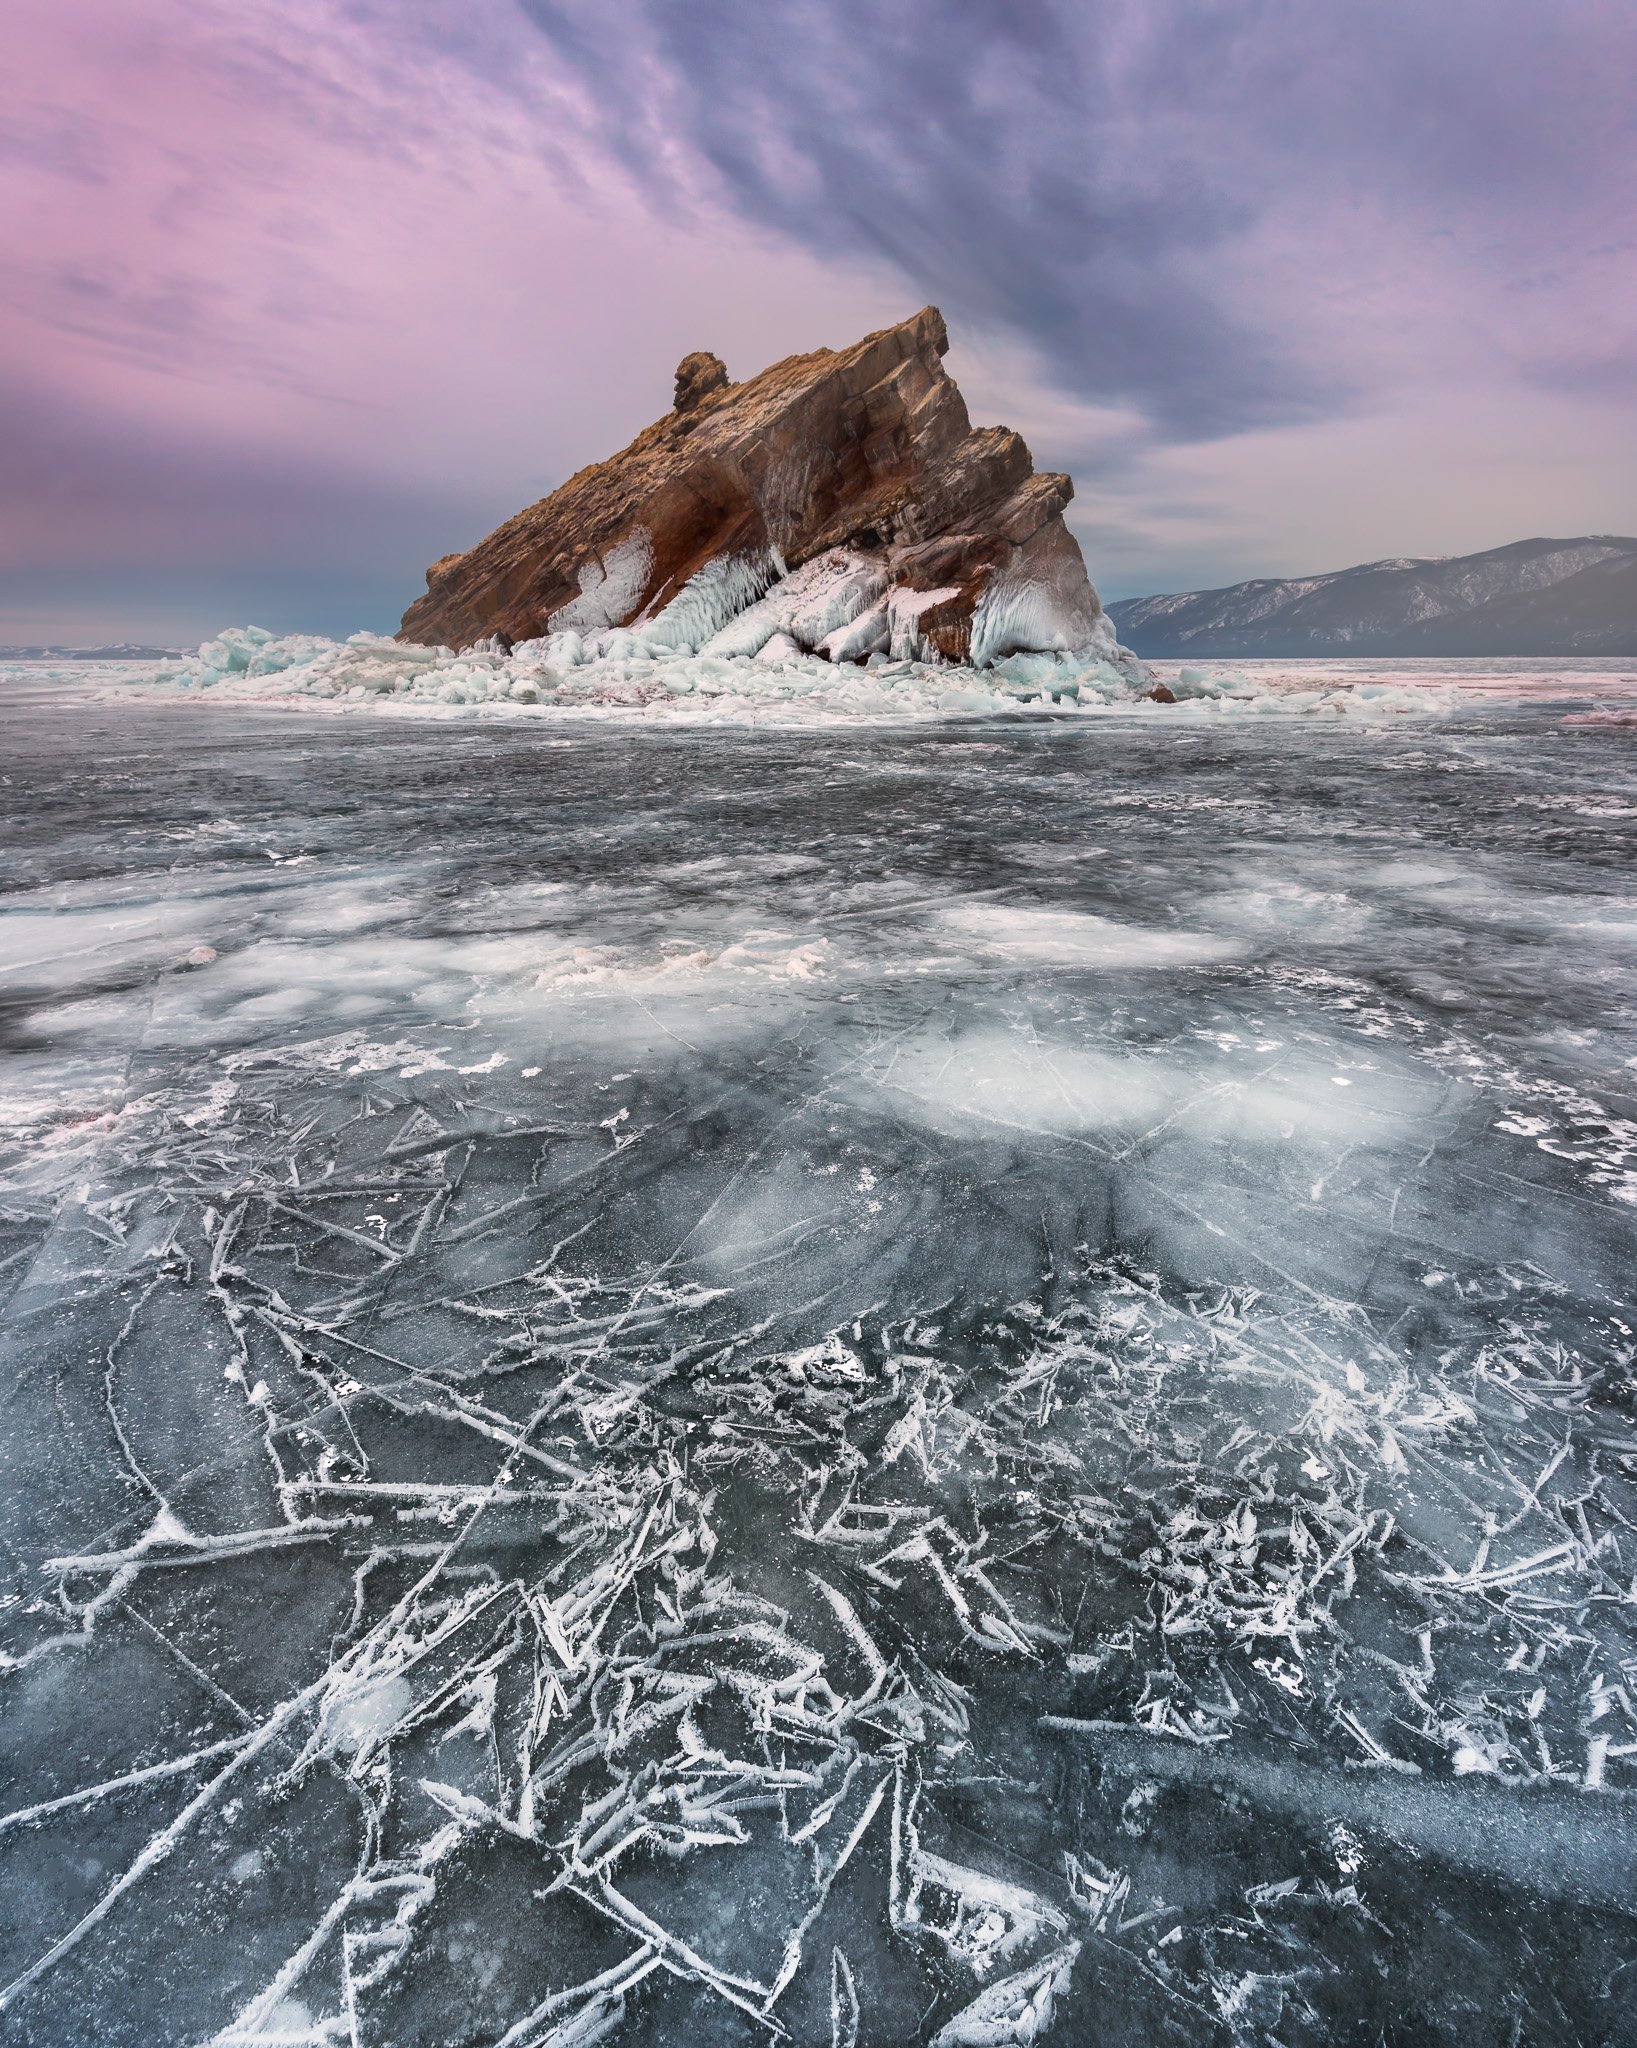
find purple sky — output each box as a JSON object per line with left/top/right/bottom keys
{"left": 3, "top": 0, "right": 1634, "bottom": 643}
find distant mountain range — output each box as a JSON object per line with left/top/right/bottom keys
{"left": 0, "top": 643, "right": 180, "bottom": 661}
{"left": 1107, "top": 536, "right": 1637, "bottom": 658}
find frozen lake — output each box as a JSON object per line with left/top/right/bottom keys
{"left": 2, "top": 664, "right": 1636, "bottom": 2045}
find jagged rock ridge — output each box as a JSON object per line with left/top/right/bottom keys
{"left": 1108, "top": 537, "right": 1637, "bottom": 658}
{"left": 399, "top": 308, "right": 1128, "bottom": 672}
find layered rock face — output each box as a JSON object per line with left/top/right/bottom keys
{"left": 399, "top": 308, "right": 1123, "bottom": 670}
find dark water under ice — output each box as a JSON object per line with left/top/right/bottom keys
{"left": 2, "top": 677, "right": 1636, "bottom": 2046}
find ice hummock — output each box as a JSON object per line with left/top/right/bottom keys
{"left": 121, "top": 545, "right": 1472, "bottom": 724}
{"left": 142, "top": 610, "right": 1458, "bottom": 724}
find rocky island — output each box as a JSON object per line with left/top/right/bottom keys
{"left": 400, "top": 307, "right": 1135, "bottom": 677}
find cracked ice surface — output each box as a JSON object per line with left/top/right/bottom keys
{"left": 2, "top": 666, "right": 1637, "bottom": 2046}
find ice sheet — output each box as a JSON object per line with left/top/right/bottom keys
{"left": 2, "top": 663, "right": 1635, "bottom": 2044}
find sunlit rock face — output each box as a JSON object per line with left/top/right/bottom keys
{"left": 671, "top": 349, "right": 730, "bottom": 414}
{"left": 399, "top": 307, "right": 1121, "bottom": 669}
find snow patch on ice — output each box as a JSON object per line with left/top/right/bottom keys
{"left": 873, "top": 1025, "right": 1432, "bottom": 1158}
{"left": 534, "top": 930, "right": 839, "bottom": 994}
{"left": 938, "top": 902, "right": 1235, "bottom": 969}
{"left": 326, "top": 1672, "right": 414, "bottom": 1754}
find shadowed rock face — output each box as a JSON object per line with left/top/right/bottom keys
{"left": 399, "top": 308, "right": 1112, "bottom": 666}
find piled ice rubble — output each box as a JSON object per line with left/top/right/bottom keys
{"left": 150, "top": 615, "right": 1455, "bottom": 722}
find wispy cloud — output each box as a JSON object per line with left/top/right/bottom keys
{"left": 514, "top": 0, "right": 1637, "bottom": 436}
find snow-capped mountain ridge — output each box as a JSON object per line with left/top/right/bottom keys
{"left": 1109, "top": 536, "right": 1637, "bottom": 655}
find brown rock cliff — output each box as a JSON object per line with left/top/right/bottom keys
{"left": 399, "top": 308, "right": 1113, "bottom": 667}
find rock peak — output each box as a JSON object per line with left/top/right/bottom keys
{"left": 673, "top": 351, "right": 730, "bottom": 414}
{"left": 401, "top": 308, "right": 1119, "bottom": 670}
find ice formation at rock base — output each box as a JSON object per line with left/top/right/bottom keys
{"left": 141, "top": 619, "right": 1466, "bottom": 724}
